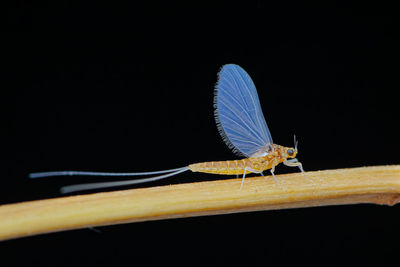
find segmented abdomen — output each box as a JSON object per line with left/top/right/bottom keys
{"left": 188, "top": 158, "right": 271, "bottom": 175}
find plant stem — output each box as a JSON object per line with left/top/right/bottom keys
{"left": 1, "top": 165, "right": 399, "bottom": 241}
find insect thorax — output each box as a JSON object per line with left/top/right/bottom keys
{"left": 253, "top": 144, "right": 288, "bottom": 166}
{"left": 250, "top": 144, "right": 274, "bottom": 157}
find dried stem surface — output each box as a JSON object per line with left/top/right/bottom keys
{"left": 1, "top": 165, "right": 400, "bottom": 241}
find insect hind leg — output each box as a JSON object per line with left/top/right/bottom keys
{"left": 240, "top": 168, "right": 284, "bottom": 190}
{"left": 240, "top": 168, "right": 249, "bottom": 190}
{"left": 240, "top": 167, "right": 262, "bottom": 190}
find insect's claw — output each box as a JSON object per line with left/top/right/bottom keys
{"left": 297, "top": 164, "right": 314, "bottom": 184}
{"left": 240, "top": 177, "right": 245, "bottom": 190}
{"left": 301, "top": 171, "right": 314, "bottom": 184}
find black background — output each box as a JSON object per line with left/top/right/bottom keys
{"left": 2, "top": 1, "right": 399, "bottom": 266}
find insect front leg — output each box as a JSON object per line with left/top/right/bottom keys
{"left": 283, "top": 158, "right": 314, "bottom": 183}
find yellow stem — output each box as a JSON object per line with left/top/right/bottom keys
{"left": 0, "top": 165, "right": 400, "bottom": 241}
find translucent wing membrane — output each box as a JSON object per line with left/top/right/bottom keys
{"left": 214, "top": 64, "right": 273, "bottom": 157}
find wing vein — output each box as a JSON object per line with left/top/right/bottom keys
{"left": 214, "top": 64, "right": 273, "bottom": 157}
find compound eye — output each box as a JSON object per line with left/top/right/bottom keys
{"left": 288, "top": 149, "right": 295, "bottom": 156}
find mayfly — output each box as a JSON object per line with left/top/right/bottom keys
{"left": 30, "top": 64, "right": 310, "bottom": 193}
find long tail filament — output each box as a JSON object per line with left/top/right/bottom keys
{"left": 29, "top": 167, "right": 190, "bottom": 194}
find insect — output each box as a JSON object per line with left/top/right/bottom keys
{"left": 30, "top": 64, "right": 310, "bottom": 193}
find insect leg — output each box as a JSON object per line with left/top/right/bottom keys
{"left": 283, "top": 159, "right": 314, "bottom": 183}
{"left": 240, "top": 167, "right": 262, "bottom": 190}
{"left": 270, "top": 166, "right": 285, "bottom": 190}
{"left": 240, "top": 168, "right": 249, "bottom": 190}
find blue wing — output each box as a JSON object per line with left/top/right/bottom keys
{"left": 214, "top": 64, "right": 273, "bottom": 157}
